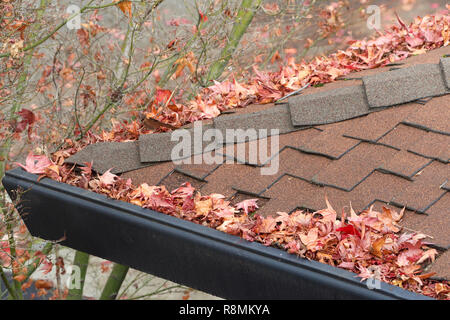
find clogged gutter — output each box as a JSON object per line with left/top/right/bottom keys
{"left": 13, "top": 13, "right": 450, "bottom": 300}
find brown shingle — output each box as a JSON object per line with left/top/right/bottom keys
{"left": 216, "top": 136, "right": 278, "bottom": 166}
{"left": 298, "top": 122, "right": 360, "bottom": 159}
{"left": 341, "top": 103, "right": 417, "bottom": 142}
{"left": 426, "top": 192, "right": 450, "bottom": 216}
{"left": 377, "top": 124, "right": 426, "bottom": 150}
{"left": 278, "top": 128, "right": 322, "bottom": 149}
{"left": 201, "top": 163, "right": 279, "bottom": 197}
{"left": 121, "top": 162, "right": 174, "bottom": 186}
{"left": 392, "top": 161, "right": 449, "bottom": 212}
{"left": 428, "top": 251, "right": 450, "bottom": 280}
{"left": 379, "top": 150, "right": 431, "bottom": 179}
{"left": 260, "top": 175, "right": 365, "bottom": 216}
{"left": 228, "top": 192, "right": 269, "bottom": 208}
{"left": 402, "top": 95, "right": 450, "bottom": 135}
{"left": 312, "top": 143, "right": 397, "bottom": 191}
{"left": 260, "top": 175, "right": 326, "bottom": 216}
{"left": 160, "top": 171, "right": 205, "bottom": 191}
{"left": 174, "top": 154, "right": 221, "bottom": 180}
{"left": 350, "top": 171, "right": 411, "bottom": 207}
{"left": 411, "top": 193, "right": 450, "bottom": 249}
{"left": 216, "top": 128, "right": 323, "bottom": 167}
{"left": 399, "top": 213, "right": 449, "bottom": 250}
{"left": 407, "top": 132, "right": 450, "bottom": 163}
{"left": 278, "top": 148, "right": 331, "bottom": 180}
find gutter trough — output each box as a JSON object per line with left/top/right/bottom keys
{"left": 2, "top": 168, "right": 431, "bottom": 300}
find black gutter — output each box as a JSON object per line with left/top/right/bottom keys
{"left": 2, "top": 168, "right": 431, "bottom": 300}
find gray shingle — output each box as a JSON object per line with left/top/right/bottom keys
{"left": 440, "top": 57, "right": 450, "bottom": 89}
{"left": 363, "top": 63, "right": 448, "bottom": 108}
{"left": 65, "top": 141, "right": 147, "bottom": 174}
{"left": 139, "top": 122, "right": 219, "bottom": 163}
{"left": 288, "top": 85, "right": 370, "bottom": 126}
{"left": 213, "top": 104, "right": 296, "bottom": 143}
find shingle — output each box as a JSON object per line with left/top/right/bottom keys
{"left": 174, "top": 154, "right": 221, "bottom": 180}
{"left": 312, "top": 143, "right": 397, "bottom": 191}
{"left": 120, "top": 162, "right": 174, "bottom": 186}
{"left": 139, "top": 132, "right": 178, "bottom": 162}
{"left": 201, "top": 163, "right": 279, "bottom": 197}
{"left": 296, "top": 122, "right": 360, "bottom": 159}
{"left": 278, "top": 128, "right": 322, "bottom": 149}
{"left": 341, "top": 103, "right": 417, "bottom": 142}
{"left": 278, "top": 148, "right": 331, "bottom": 180}
{"left": 288, "top": 85, "right": 370, "bottom": 126}
{"left": 213, "top": 104, "right": 296, "bottom": 143}
{"left": 260, "top": 175, "right": 365, "bottom": 216}
{"left": 377, "top": 124, "right": 426, "bottom": 150}
{"left": 228, "top": 192, "right": 269, "bottom": 208}
{"left": 65, "top": 141, "right": 146, "bottom": 174}
{"left": 402, "top": 95, "right": 450, "bottom": 135}
{"left": 362, "top": 64, "right": 448, "bottom": 108}
{"left": 215, "top": 136, "right": 277, "bottom": 166}
{"left": 159, "top": 171, "right": 205, "bottom": 191}
{"left": 378, "top": 150, "right": 431, "bottom": 179}
{"left": 428, "top": 251, "right": 450, "bottom": 280}
{"left": 440, "top": 57, "right": 450, "bottom": 89}
{"left": 351, "top": 171, "right": 411, "bottom": 207}
{"left": 260, "top": 175, "right": 327, "bottom": 216}
{"left": 407, "top": 131, "right": 450, "bottom": 163}
{"left": 397, "top": 208, "right": 449, "bottom": 250}
{"left": 392, "top": 161, "right": 449, "bottom": 212}
{"left": 425, "top": 192, "right": 450, "bottom": 216}
{"left": 139, "top": 124, "right": 219, "bottom": 163}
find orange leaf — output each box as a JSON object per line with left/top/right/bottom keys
{"left": 13, "top": 274, "right": 27, "bottom": 282}
{"left": 116, "top": 0, "right": 132, "bottom": 18}
{"left": 35, "top": 279, "right": 53, "bottom": 290}
{"left": 370, "top": 236, "right": 385, "bottom": 258}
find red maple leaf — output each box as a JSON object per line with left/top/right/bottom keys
{"left": 336, "top": 223, "right": 361, "bottom": 238}
{"left": 235, "top": 199, "right": 259, "bottom": 214}
{"left": 154, "top": 89, "right": 174, "bottom": 106}
{"left": 16, "top": 153, "right": 52, "bottom": 174}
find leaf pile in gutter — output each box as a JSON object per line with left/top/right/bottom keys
{"left": 17, "top": 152, "right": 450, "bottom": 300}
{"left": 11, "top": 12, "right": 450, "bottom": 300}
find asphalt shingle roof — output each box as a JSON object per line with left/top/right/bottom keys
{"left": 67, "top": 47, "right": 450, "bottom": 279}
{"left": 213, "top": 103, "right": 296, "bottom": 143}
{"left": 362, "top": 63, "right": 448, "bottom": 108}
{"left": 440, "top": 57, "right": 450, "bottom": 89}
{"left": 289, "top": 85, "right": 369, "bottom": 126}
{"left": 65, "top": 141, "right": 146, "bottom": 174}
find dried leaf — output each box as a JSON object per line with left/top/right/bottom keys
{"left": 16, "top": 152, "right": 52, "bottom": 174}
{"left": 116, "top": 0, "right": 132, "bottom": 18}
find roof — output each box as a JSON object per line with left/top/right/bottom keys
{"left": 66, "top": 46, "right": 450, "bottom": 280}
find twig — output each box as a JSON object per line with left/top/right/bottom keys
{"left": 207, "top": 0, "right": 263, "bottom": 82}
{"left": 275, "top": 83, "right": 310, "bottom": 103}
{"left": 0, "top": 265, "right": 18, "bottom": 300}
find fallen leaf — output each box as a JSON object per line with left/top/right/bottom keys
{"left": 16, "top": 153, "right": 52, "bottom": 174}
{"left": 116, "top": 0, "right": 132, "bottom": 18}
{"left": 235, "top": 199, "right": 259, "bottom": 214}
{"left": 34, "top": 279, "right": 53, "bottom": 290}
